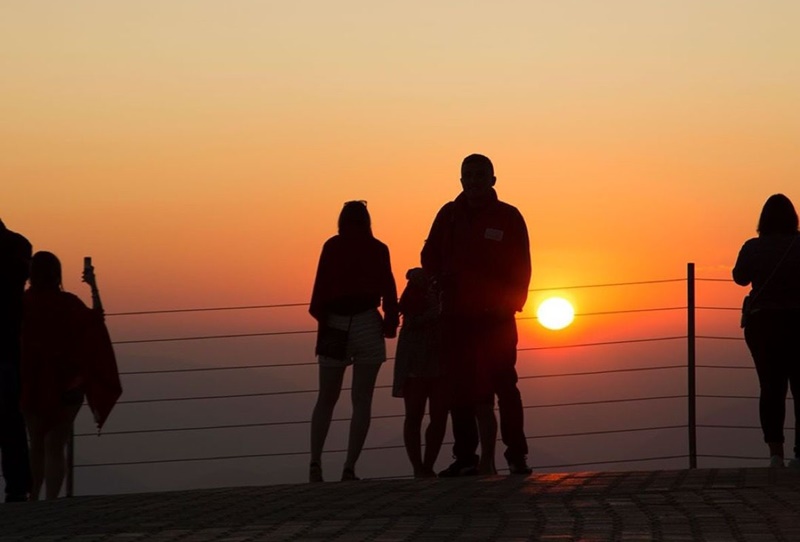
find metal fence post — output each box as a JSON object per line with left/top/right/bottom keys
{"left": 687, "top": 262, "right": 697, "bottom": 468}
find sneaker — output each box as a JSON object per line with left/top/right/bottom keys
{"left": 309, "top": 462, "right": 323, "bottom": 483}
{"left": 787, "top": 458, "right": 800, "bottom": 469}
{"left": 769, "top": 455, "right": 785, "bottom": 468}
{"left": 438, "top": 457, "right": 479, "bottom": 477}
{"left": 507, "top": 457, "right": 533, "bottom": 475}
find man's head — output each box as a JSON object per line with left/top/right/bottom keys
{"left": 460, "top": 154, "right": 496, "bottom": 206}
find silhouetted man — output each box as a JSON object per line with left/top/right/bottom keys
{"left": 0, "top": 219, "right": 32, "bottom": 501}
{"left": 422, "top": 154, "right": 532, "bottom": 476}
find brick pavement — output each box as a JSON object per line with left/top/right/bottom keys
{"left": 1, "top": 468, "right": 799, "bottom": 541}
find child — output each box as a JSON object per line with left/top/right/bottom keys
{"left": 393, "top": 268, "right": 447, "bottom": 478}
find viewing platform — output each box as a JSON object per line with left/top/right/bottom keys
{"left": 2, "top": 467, "right": 799, "bottom": 541}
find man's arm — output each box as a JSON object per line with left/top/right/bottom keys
{"left": 309, "top": 240, "right": 333, "bottom": 322}
{"left": 421, "top": 204, "right": 450, "bottom": 278}
{"left": 732, "top": 241, "right": 753, "bottom": 286}
{"left": 508, "top": 208, "right": 532, "bottom": 312}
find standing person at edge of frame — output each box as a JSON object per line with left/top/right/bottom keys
{"left": 733, "top": 193, "right": 800, "bottom": 469}
{"left": 308, "top": 200, "right": 399, "bottom": 483}
{"left": 0, "top": 218, "right": 33, "bottom": 502}
{"left": 421, "top": 153, "right": 532, "bottom": 476}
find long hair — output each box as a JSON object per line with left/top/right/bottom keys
{"left": 338, "top": 201, "right": 372, "bottom": 237}
{"left": 29, "top": 251, "right": 63, "bottom": 291}
{"left": 757, "top": 194, "right": 799, "bottom": 236}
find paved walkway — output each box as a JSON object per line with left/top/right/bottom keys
{"left": 1, "top": 468, "right": 799, "bottom": 541}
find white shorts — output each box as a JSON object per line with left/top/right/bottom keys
{"left": 318, "top": 308, "right": 386, "bottom": 367}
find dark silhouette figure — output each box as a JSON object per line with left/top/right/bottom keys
{"left": 0, "top": 219, "right": 32, "bottom": 502}
{"left": 21, "top": 251, "right": 121, "bottom": 499}
{"left": 422, "top": 154, "right": 532, "bottom": 476}
{"left": 392, "top": 268, "right": 447, "bottom": 478}
{"left": 733, "top": 193, "right": 800, "bottom": 469}
{"left": 309, "top": 201, "right": 399, "bottom": 482}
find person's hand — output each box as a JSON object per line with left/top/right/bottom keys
{"left": 82, "top": 265, "right": 97, "bottom": 289}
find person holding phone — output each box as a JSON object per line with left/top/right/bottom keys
{"left": 20, "top": 251, "right": 121, "bottom": 499}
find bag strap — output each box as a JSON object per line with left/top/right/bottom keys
{"left": 749, "top": 235, "right": 798, "bottom": 304}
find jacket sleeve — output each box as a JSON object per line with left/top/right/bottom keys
{"left": 309, "top": 240, "right": 333, "bottom": 322}
{"left": 421, "top": 204, "right": 450, "bottom": 279}
{"left": 732, "top": 241, "right": 753, "bottom": 286}
{"left": 67, "top": 294, "right": 121, "bottom": 431}
{"left": 83, "top": 310, "right": 122, "bottom": 430}
{"left": 508, "top": 209, "right": 532, "bottom": 312}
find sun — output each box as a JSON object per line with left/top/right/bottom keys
{"left": 536, "top": 297, "right": 575, "bottom": 330}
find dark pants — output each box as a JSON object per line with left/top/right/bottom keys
{"left": 0, "top": 363, "right": 31, "bottom": 500}
{"left": 444, "top": 314, "right": 528, "bottom": 463}
{"left": 744, "top": 310, "right": 800, "bottom": 456}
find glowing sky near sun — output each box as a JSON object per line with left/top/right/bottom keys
{"left": 2, "top": 1, "right": 798, "bottom": 336}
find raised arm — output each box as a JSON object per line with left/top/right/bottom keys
{"left": 82, "top": 259, "right": 104, "bottom": 315}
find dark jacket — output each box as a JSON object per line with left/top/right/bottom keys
{"left": 21, "top": 289, "right": 122, "bottom": 431}
{"left": 309, "top": 233, "right": 399, "bottom": 334}
{"left": 421, "top": 189, "right": 531, "bottom": 317}
{"left": 0, "top": 221, "right": 32, "bottom": 364}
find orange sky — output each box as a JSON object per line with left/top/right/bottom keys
{"left": 2, "top": 1, "right": 799, "bottom": 338}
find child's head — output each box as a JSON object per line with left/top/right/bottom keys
{"left": 405, "top": 267, "right": 427, "bottom": 288}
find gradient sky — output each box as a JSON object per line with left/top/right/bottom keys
{"left": 2, "top": 1, "right": 799, "bottom": 490}
{"left": 4, "top": 0, "right": 798, "bottom": 321}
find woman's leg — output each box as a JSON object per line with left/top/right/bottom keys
{"left": 343, "top": 363, "right": 382, "bottom": 473}
{"left": 403, "top": 379, "right": 427, "bottom": 476}
{"left": 310, "top": 365, "right": 346, "bottom": 468}
{"left": 422, "top": 379, "right": 448, "bottom": 476}
{"left": 746, "top": 315, "right": 788, "bottom": 459}
{"left": 784, "top": 313, "right": 800, "bottom": 461}
{"left": 24, "top": 414, "right": 45, "bottom": 502}
{"left": 42, "top": 404, "right": 80, "bottom": 500}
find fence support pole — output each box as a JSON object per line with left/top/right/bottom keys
{"left": 687, "top": 262, "right": 697, "bottom": 468}
{"left": 66, "top": 422, "right": 74, "bottom": 497}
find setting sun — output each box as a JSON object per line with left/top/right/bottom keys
{"left": 536, "top": 297, "right": 575, "bottom": 330}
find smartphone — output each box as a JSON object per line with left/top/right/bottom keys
{"left": 84, "top": 256, "right": 92, "bottom": 272}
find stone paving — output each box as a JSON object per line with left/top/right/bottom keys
{"left": 1, "top": 468, "right": 799, "bottom": 541}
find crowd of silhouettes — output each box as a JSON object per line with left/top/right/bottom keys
{"left": 309, "top": 153, "right": 800, "bottom": 482}
{"left": 3, "top": 156, "right": 797, "bottom": 502}
{"left": 308, "top": 153, "right": 533, "bottom": 481}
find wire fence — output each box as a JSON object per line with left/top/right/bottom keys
{"left": 63, "top": 265, "right": 794, "bottom": 494}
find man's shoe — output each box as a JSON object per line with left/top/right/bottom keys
{"left": 507, "top": 458, "right": 533, "bottom": 475}
{"left": 4, "top": 494, "right": 28, "bottom": 503}
{"left": 787, "top": 458, "right": 800, "bottom": 469}
{"left": 438, "top": 457, "right": 479, "bottom": 477}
